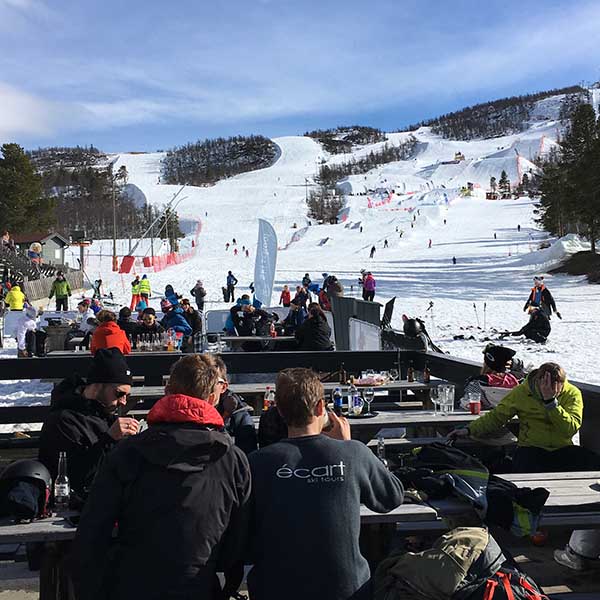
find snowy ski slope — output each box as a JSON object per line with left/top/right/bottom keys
{"left": 91, "top": 120, "right": 600, "bottom": 386}
{"left": 2, "top": 94, "right": 600, "bottom": 410}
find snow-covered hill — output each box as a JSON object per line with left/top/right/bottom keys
{"left": 93, "top": 110, "right": 600, "bottom": 386}
{"left": 2, "top": 88, "right": 600, "bottom": 411}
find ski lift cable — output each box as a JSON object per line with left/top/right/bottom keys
{"left": 141, "top": 195, "right": 188, "bottom": 259}
{"left": 128, "top": 185, "right": 187, "bottom": 257}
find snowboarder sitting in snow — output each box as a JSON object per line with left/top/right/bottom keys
{"left": 507, "top": 307, "right": 551, "bottom": 344}
{"left": 524, "top": 276, "right": 561, "bottom": 319}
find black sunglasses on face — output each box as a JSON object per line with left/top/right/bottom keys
{"left": 114, "top": 389, "right": 129, "bottom": 398}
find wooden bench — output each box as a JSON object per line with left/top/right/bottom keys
{"left": 367, "top": 432, "right": 518, "bottom": 451}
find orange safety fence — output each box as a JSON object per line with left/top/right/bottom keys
{"left": 118, "top": 220, "right": 202, "bottom": 274}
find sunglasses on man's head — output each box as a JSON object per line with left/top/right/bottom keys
{"left": 114, "top": 389, "right": 129, "bottom": 398}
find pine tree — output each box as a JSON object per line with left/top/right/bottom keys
{"left": 538, "top": 104, "right": 600, "bottom": 252}
{"left": 0, "top": 143, "right": 55, "bottom": 233}
{"left": 157, "top": 207, "right": 184, "bottom": 252}
{"left": 498, "top": 170, "right": 510, "bottom": 195}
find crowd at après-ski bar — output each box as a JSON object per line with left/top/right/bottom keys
{"left": 3, "top": 270, "right": 347, "bottom": 357}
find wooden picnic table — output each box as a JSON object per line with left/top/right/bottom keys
{"left": 126, "top": 407, "right": 474, "bottom": 442}
{"left": 1, "top": 471, "right": 598, "bottom": 599}
{"left": 47, "top": 349, "right": 182, "bottom": 356}
{"left": 128, "top": 379, "right": 443, "bottom": 400}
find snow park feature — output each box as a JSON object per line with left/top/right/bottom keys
{"left": 2, "top": 87, "right": 600, "bottom": 415}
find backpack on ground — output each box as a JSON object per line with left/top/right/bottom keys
{"left": 460, "top": 565, "right": 549, "bottom": 600}
{"left": 374, "top": 527, "right": 549, "bottom": 600}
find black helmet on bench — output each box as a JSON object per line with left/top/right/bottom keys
{"left": 403, "top": 318, "right": 422, "bottom": 338}
{"left": 0, "top": 459, "right": 52, "bottom": 519}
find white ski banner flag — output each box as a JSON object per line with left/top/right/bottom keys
{"left": 253, "top": 219, "right": 278, "bottom": 306}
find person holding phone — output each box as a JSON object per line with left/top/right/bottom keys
{"left": 449, "top": 362, "right": 600, "bottom": 473}
{"left": 247, "top": 368, "right": 404, "bottom": 600}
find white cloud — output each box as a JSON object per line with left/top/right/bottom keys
{"left": 1, "top": 1, "right": 600, "bottom": 139}
{"left": 0, "top": 83, "right": 57, "bottom": 138}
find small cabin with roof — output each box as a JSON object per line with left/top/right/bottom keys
{"left": 12, "top": 232, "right": 70, "bottom": 267}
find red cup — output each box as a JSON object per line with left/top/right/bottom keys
{"left": 469, "top": 399, "right": 481, "bottom": 415}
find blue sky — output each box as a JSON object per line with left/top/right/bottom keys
{"left": 0, "top": 0, "right": 598, "bottom": 152}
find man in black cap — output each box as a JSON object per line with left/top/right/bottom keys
{"left": 39, "top": 348, "right": 138, "bottom": 502}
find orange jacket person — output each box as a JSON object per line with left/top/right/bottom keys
{"left": 91, "top": 310, "right": 131, "bottom": 356}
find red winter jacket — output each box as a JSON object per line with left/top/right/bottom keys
{"left": 484, "top": 372, "right": 519, "bottom": 388}
{"left": 148, "top": 393, "right": 225, "bottom": 427}
{"left": 90, "top": 321, "right": 131, "bottom": 356}
{"left": 279, "top": 289, "right": 291, "bottom": 305}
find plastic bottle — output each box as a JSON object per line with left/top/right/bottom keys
{"left": 348, "top": 381, "right": 362, "bottom": 415}
{"left": 54, "top": 451, "right": 70, "bottom": 513}
{"left": 332, "top": 387, "right": 343, "bottom": 416}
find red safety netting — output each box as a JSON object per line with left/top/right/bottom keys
{"left": 118, "top": 220, "right": 202, "bottom": 274}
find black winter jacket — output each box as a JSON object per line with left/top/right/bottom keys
{"left": 190, "top": 284, "right": 207, "bottom": 306}
{"left": 182, "top": 306, "right": 203, "bottom": 334}
{"left": 295, "top": 316, "right": 333, "bottom": 351}
{"left": 523, "top": 286, "right": 557, "bottom": 315}
{"left": 229, "top": 306, "right": 271, "bottom": 337}
{"left": 72, "top": 396, "right": 251, "bottom": 600}
{"left": 38, "top": 375, "right": 118, "bottom": 501}
{"left": 117, "top": 317, "right": 137, "bottom": 339}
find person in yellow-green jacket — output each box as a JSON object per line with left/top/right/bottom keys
{"left": 138, "top": 274, "right": 151, "bottom": 303}
{"left": 4, "top": 284, "right": 26, "bottom": 310}
{"left": 449, "top": 362, "right": 600, "bottom": 473}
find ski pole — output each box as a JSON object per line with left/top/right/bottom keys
{"left": 473, "top": 303, "right": 480, "bottom": 327}
{"left": 483, "top": 302, "right": 487, "bottom": 330}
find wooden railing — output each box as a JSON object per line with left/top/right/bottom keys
{"left": 0, "top": 348, "right": 598, "bottom": 454}
{"left": 23, "top": 271, "right": 84, "bottom": 301}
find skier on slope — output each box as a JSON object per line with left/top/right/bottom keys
{"left": 363, "top": 272, "right": 376, "bottom": 301}
{"left": 524, "top": 276, "right": 561, "bottom": 319}
{"left": 189, "top": 280, "right": 207, "bottom": 312}
{"left": 226, "top": 271, "right": 238, "bottom": 303}
{"left": 369, "top": 246, "right": 376, "bottom": 259}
